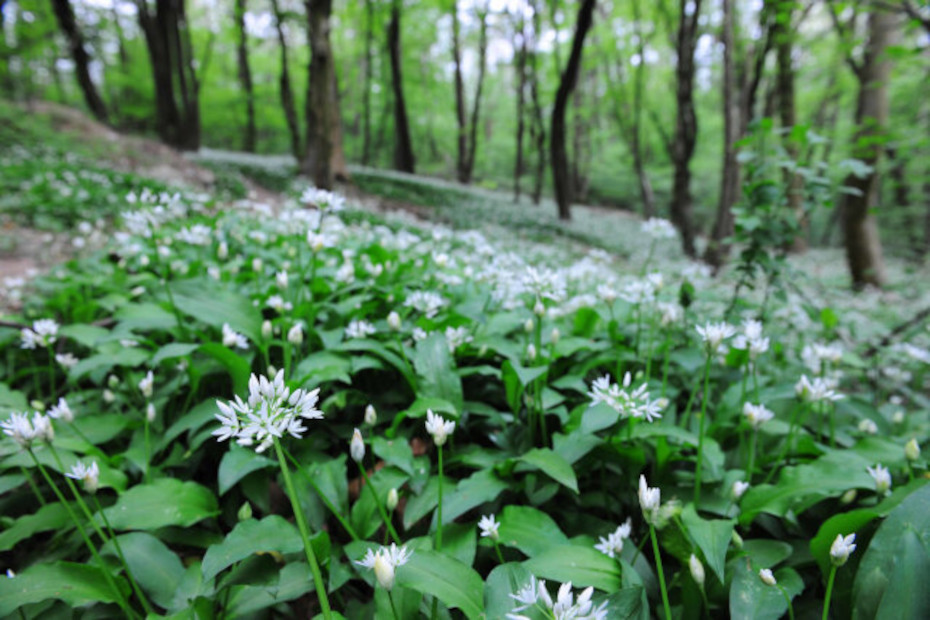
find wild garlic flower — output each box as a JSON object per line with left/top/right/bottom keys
{"left": 801, "top": 342, "right": 844, "bottom": 374}
{"left": 638, "top": 475, "right": 661, "bottom": 524}
{"left": 1, "top": 412, "right": 53, "bottom": 448}
{"left": 641, "top": 218, "right": 677, "bottom": 240}
{"left": 731, "top": 480, "right": 750, "bottom": 501}
{"left": 301, "top": 187, "right": 345, "bottom": 213}
{"left": 276, "top": 270, "right": 289, "bottom": 289}
{"left": 345, "top": 319, "right": 376, "bottom": 339}
{"left": 478, "top": 514, "right": 501, "bottom": 541}
{"left": 213, "top": 370, "right": 323, "bottom": 453}
{"left": 759, "top": 568, "right": 777, "bottom": 586}
{"left": 425, "top": 409, "right": 455, "bottom": 446}
{"left": 350, "top": 428, "right": 365, "bottom": 463}
{"left": 858, "top": 419, "right": 878, "bottom": 435}
{"left": 364, "top": 404, "right": 377, "bottom": 426}
{"left": 696, "top": 322, "right": 737, "bottom": 354}
{"left": 742, "top": 403, "right": 774, "bottom": 429}
{"left": 587, "top": 373, "right": 663, "bottom": 422}
{"left": 55, "top": 353, "right": 79, "bottom": 369}
{"left": 830, "top": 533, "right": 856, "bottom": 567}
{"left": 266, "top": 294, "right": 293, "bottom": 313}
{"left": 732, "top": 319, "right": 770, "bottom": 360}
{"left": 657, "top": 301, "right": 683, "bottom": 326}
{"left": 139, "top": 371, "right": 154, "bottom": 399}
{"left": 445, "top": 326, "right": 473, "bottom": 353}
{"left": 387, "top": 311, "right": 402, "bottom": 331}
{"left": 287, "top": 323, "right": 304, "bottom": 345}
{"left": 48, "top": 398, "right": 74, "bottom": 423}
{"left": 403, "top": 291, "right": 447, "bottom": 318}
{"left": 866, "top": 464, "right": 892, "bottom": 496}
{"left": 689, "top": 554, "right": 705, "bottom": 587}
{"left": 66, "top": 461, "right": 100, "bottom": 494}
{"left": 222, "top": 323, "right": 249, "bottom": 349}
{"left": 905, "top": 438, "right": 921, "bottom": 461}
{"left": 508, "top": 577, "right": 607, "bottom": 620}
{"left": 20, "top": 319, "right": 59, "bottom": 349}
{"left": 594, "top": 518, "right": 632, "bottom": 558}
{"left": 355, "top": 544, "right": 411, "bottom": 590}
{"left": 795, "top": 375, "right": 843, "bottom": 403}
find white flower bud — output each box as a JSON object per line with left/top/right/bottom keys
{"left": 217, "top": 242, "right": 228, "bottom": 260}
{"left": 140, "top": 255, "right": 150, "bottom": 267}
{"left": 373, "top": 554, "right": 395, "bottom": 590}
{"left": 830, "top": 533, "right": 856, "bottom": 567}
{"left": 731, "top": 480, "right": 750, "bottom": 501}
{"left": 386, "top": 488, "right": 399, "bottom": 512}
{"left": 892, "top": 410, "right": 905, "bottom": 424}
{"left": 526, "top": 343, "right": 537, "bottom": 361}
{"left": 103, "top": 389, "right": 115, "bottom": 403}
{"left": 350, "top": 428, "right": 365, "bottom": 463}
{"left": 759, "top": 568, "right": 777, "bottom": 586}
{"left": 107, "top": 374, "right": 120, "bottom": 389}
{"left": 840, "top": 489, "right": 858, "bottom": 505}
{"left": 287, "top": 324, "right": 304, "bottom": 345}
{"left": 534, "top": 300, "right": 545, "bottom": 317}
{"left": 689, "top": 554, "right": 705, "bottom": 587}
{"left": 252, "top": 257, "right": 262, "bottom": 272}
{"left": 146, "top": 402, "right": 156, "bottom": 423}
{"left": 30, "top": 400, "right": 45, "bottom": 412}
{"left": 387, "top": 311, "right": 402, "bottom": 331}
{"left": 905, "top": 438, "right": 920, "bottom": 461}
{"left": 524, "top": 318, "right": 535, "bottom": 333}
{"left": 267, "top": 366, "right": 277, "bottom": 378}
{"left": 364, "top": 404, "right": 377, "bottom": 426}
{"left": 276, "top": 270, "right": 289, "bottom": 289}
{"left": 262, "top": 320, "right": 273, "bottom": 339}
{"left": 550, "top": 328, "right": 560, "bottom": 345}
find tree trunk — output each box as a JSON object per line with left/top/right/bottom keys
{"left": 669, "top": 0, "right": 702, "bottom": 256}
{"left": 705, "top": 0, "right": 738, "bottom": 269}
{"left": 270, "top": 0, "right": 302, "bottom": 164}
{"left": 550, "top": 0, "right": 596, "bottom": 221}
{"left": 329, "top": 68, "right": 349, "bottom": 180}
{"left": 451, "top": 0, "right": 468, "bottom": 182}
{"left": 463, "top": 7, "right": 488, "bottom": 183}
{"left": 361, "top": 0, "right": 374, "bottom": 165}
{"left": 135, "top": 0, "right": 200, "bottom": 151}
{"left": 234, "top": 0, "right": 256, "bottom": 153}
{"left": 51, "top": 0, "right": 109, "bottom": 123}
{"left": 529, "top": 0, "right": 546, "bottom": 205}
{"left": 631, "top": 0, "right": 655, "bottom": 218}
{"left": 302, "top": 0, "right": 336, "bottom": 189}
{"left": 387, "top": 0, "right": 415, "bottom": 173}
{"left": 843, "top": 9, "right": 893, "bottom": 290}
{"left": 514, "top": 13, "right": 528, "bottom": 202}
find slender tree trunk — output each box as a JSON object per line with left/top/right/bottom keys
{"left": 329, "top": 68, "right": 349, "bottom": 180}
{"left": 463, "top": 7, "right": 488, "bottom": 183}
{"left": 51, "top": 0, "right": 109, "bottom": 123}
{"left": 234, "top": 0, "right": 256, "bottom": 152}
{"left": 631, "top": 0, "right": 655, "bottom": 217}
{"left": 550, "top": 0, "right": 596, "bottom": 221}
{"left": 705, "top": 0, "right": 738, "bottom": 269}
{"left": 270, "top": 0, "right": 302, "bottom": 164}
{"left": 451, "top": 0, "right": 468, "bottom": 182}
{"left": 387, "top": 0, "right": 415, "bottom": 173}
{"left": 669, "top": 0, "right": 702, "bottom": 256}
{"left": 843, "top": 9, "right": 894, "bottom": 289}
{"left": 361, "top": 0, "right": 374, "bottom": 165}
{"left": 302, "top": 0, "right": 336, "bottom": 188}
{"left": 529, "top": 0, "right": 546, "bottom": 205}
{"left": 514, "top": 14, "right": 528, "bottom": 202}
{"left": 885, "top": 146, "right": 915, "bottom": 252}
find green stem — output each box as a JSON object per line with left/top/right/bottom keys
{"left": 660, "top": 339, "right": 671, "bottom": 399}
{"left": 273, "top": 440, "right": 332, "bottom": 620}
{"left": 143, "top": 415, "right": 151, "bottom": 484}
{"left": 650, "top": 524, "right": 672, "bottom": 620}
{"left": 436, "top": 444, "right": 444, "bottom": 551}
{"left": 389, "top": 589, "right": 402, "bottom": 620}
{"left": 359, "top": 467, "right": 401, "bottom": 544}
{"left": 20, "top": 465, "right": 46, "bottom": 506}
{"left": 93, "top": 494, "right": 154, "bottom": 615}
{"left": 747, "top": 430, "right": 758, "bottom": 484}
{"left": 493, "top": 540, "right": 505, "bottom": 565}
{"left": 822, "top": 565, "right": 837, "bottom": 620}
{"left": 28, "top": 450, "right": 136, "bottom": 619}
{"left": 778, "top": 584, "right": 795, "bottom": 620}
{"left": 47, "top": 347, "right": 56, "bottom": 401}
{"left": 282, "top": 447, "right": 359, "bottom": 541}
{"left": 695, "top": 354, "right": 711, "bottom": 505}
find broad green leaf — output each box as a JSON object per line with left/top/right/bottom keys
{"left": 396, "top": 549, "right": 485, "bottom": 620}
{"left": 114, "top": 302, "right": 177, "bottom": 331}
{"left": 0, "top": 382, "right": 27, "bottom": 414}
{"left": 102, "top": 478, "right": 219, "bottom": 530}
{"left": 225, "top": 562, "right": 315, "bottom": 616}
{"left": 517, "top": 448, "right": 579, "bottom": 493}
{"left": 0, "top": 502, "right": 72, "bottom": 552}
{"left": 307, "top": 454, "right": 351, "bottom": 517}
{"left": 103, "top": 532, "right": 185, "bottom": 610}
{"left": 524, "top": 545, "right": 622, "bottom": 592}
{"left": 70, "top": 348, "right": 150, "bottom": 380}
{"left": 337, "top": 338, "right": 416, "bottom": 391}
{"left": 497, "top": 505, "right": 569, "bottom": 558}
{"left": 0, "top": 561, "right": 129, "bottom": 616}
{"left": 413, "top": 333, "right": 464, "bottom": 413}
{"left": 601, "top": 587, "right": 648, "bottom": 619}
{"left": 681, "top": 504, "right": 734, "bottom": 583}
{"left": 151, "top": 342, "right": 200, "bottom": 365}
{"left": 729, "top": 563, "right": 803, "bottom": 620}
{"left": 218, "top": 446, "right": 275, "bottom": 495}
{"left": 169, "top": 279, "right": 263, "bottom": 341}
{"left": 439, "top": 468, "right": 509, "bottom": 525}
{"left": 372, "top": 435, "right": 415, "bottom": 475}
{"left": 59, "top": 324, "right": 109, "bottom": 348}
{"left": 159, "top": 399, "right": 219, "bottom": 452}
{"left": 485, "top": 563, "right": 533, "bottom": 619}
{"left": 201, "top": 515, "right": 303, "bottom": 582}
{"left": 294, "top": 350, "right": 352, "bottom": 388}
{"left": 199, "top": 342, "right": 251, "bottom": 396}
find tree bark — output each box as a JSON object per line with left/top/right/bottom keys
{"left": 234, "top": 0, "right": 256, "bottom": 153}
{"left": 302, "top": 0, "right": 336, "bottom": 189}
{"left": 842, "top": 8, "right": 893, "bottom": 289}
{"left": 135, "top": 0, "right": 200, "bottom": 151}
{"left": 550, "top": 0, "right": 596, "bottom": 221}
{"left": 631, "top": 0, "right": 655, "bottom": 218}
{"left": 361, "top": 0, "right": 375, "bottom": 165}
{"left": 514, "top": 12, "right": 528, "bottom": 202}
{"left": 669, "top": 0, "right": 702, "bottom": 256}
{"left": 705, "top": 0, "right": 738, "bottom": 269}
{"left": 529, "top": 0, "right": 546, "bottom": 205}
{"left": 270, "top": 0, "right": 302, "bottom": 164}
{"left": 387, "top": 0, "right": 415, "bottom": 173}
{"left": 463, "top": 6, "right": 488, "bottom": 183}
{"left": 51, "top": 0, "right": 109, "bottom": 123}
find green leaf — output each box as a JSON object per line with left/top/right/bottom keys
{"left": 59, "top": 324, "right": 109, "bottom": 348}
{"left": 199, "top": 342, "right": 251, "bottom": 395}
{"left": 307, "top": 455, "right": 351, "bottom": 517}
{"left": 0, "top": 382, "right": 27, "bottom": 414}
{"left": 218, "top": 446, "right": 275, "bottom": 495}
{"left": 0, "top": 502, "right": 72, "bottom": 552}
{"left": 413, "top": 333, "right": 464, "bottom": 413}
{"left": 0, "top": 561, "right": 129, "bottom": 616}
{"left": 294, "top": 351, "right": 352, "bottom": 388}
{"left": 201, "top": 515, "right": 303, "bottom": 582}
{"left": 151, "top": 343, "right": 201, "bottom": 366}
{"left": 729, "top": 562, "right": 803, "bottom": 620}
{"left": 516, "top": 448, "right": 579, "bottom": 493}
{"left": 371, "top": 435, "right": 415, "bottom": 475}
{"left": 497, "top": 505, "right": 569, "bottom": 558}
{"left": 396, "top": 549, "right": 485, "bottom": 620}
{"left": 439, "top": 468, "right": 509, "bottom": 525}
{"left": 102, "top": 532, "right": 185, "bottom": 610}
{"left": 524, "top": 545, "right": 622, "bottom": 592}
{"left": 680, "top": 504, "right": 734, "bottom": 584}
{"left": 169, "top": 278, "right": 263, "bottom": 341}
{"left": 102, "top": 478, "right": 219, "bottom": 530}
{"left": 485, "top": 563, "right": 533, "bottom": 619}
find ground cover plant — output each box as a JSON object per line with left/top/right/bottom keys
{"left": 1, "top": 148, "right": 928, "bottom": 620}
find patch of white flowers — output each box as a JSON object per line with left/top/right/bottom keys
{"left": 508, "top": 576, "right": 608, "bottom": 620}
{"left": 587, "top": 372, "right": 664, "bottom": 422}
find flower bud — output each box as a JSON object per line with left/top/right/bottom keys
{"left": 892, "top": 410, "right": 905, "bottom": 424}
{"left": 252, "top": 257, "right": 262, "bottom": 272}
{"left": 387, "top": 311, "right": 402, "bottom": 331}
{"left": 262, "top": 320, "right": 273, "bottom": 339}
{"left": 103, "top": 389, "right": 115, "bottom": 403}
{"left": 731, "top": 480, "right": 750, "bottom": 501}
{"left": 108, "top": 374, "right": 120, "bottom": 389}
{"left": 146, "top": 402, "right": 156, "bottom": 423}
{"left": 689, "top": 554, "right": 705, "bottom": 587}
{"left": 524, "top": 318, "right": 534, "bottom": 333}
{"left": 905, "top": 438, "right": 920, "bottom": 461}
{"left": 526, "top": 343, "right": 537, "bottom": 362}
{"left": 759, "top": 568, "right": 776, "bottom": 586}
{"left": 550, "top": 328, "right": 560, "bottom": 345}
{"left": 217, "top": 242, "right": 228, "bottom": 260}
{"left": 140, "top": 255, "right": 150, "bottom": 267}
{"left": 287, "top": 323, "right": 304, "bottom": 345}
{"left": 840, "top": 489, "right": 858, "bottom": 505}
{"left": 534, "top": 300, "right": 546, "bottom": 317}
{"left": 30, "top": 400, "right": 45, "bottom": 412}
{"left": 364, "top": 404, "right": 377, "bottom": 426}
{"left": 350, "top": 428, "right": 365, "bottom": 463}
{"left": 386, "top": 488, "right": 399, "bottom": 512}
{"left": 276, "top": 270, "right": 289, "bottom": 289}
{"left": 373, "top": 554, "right": 395, "bottom": 590}
{"left": 830, "top": 533, "right": 856, "bottom": 567}
{"left": 731, "top": 530, "right": 744, "bottom": 549}
{"left": 237, "top": 502, "right": 253, "bottom": 521}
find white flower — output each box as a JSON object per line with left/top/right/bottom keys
{"left": 48, "top": 398, "right": 74, "bottom": 423}
{"left": 587, "top": 373, "right": 663, "bottom": 422}
{"left": 355, "top": 544, "right": 411, "bottom": 590}
{"left": 350, "top": 428, "right": 365, "bottom": 463}
{"left": 213, "top": 370, "right": 323, "bottom": 453}
{"left": 509, "top": 576, "right": 607, "bottom": 620}
{"left": 689, "top": 554, "right": 705, "bottom": 587}
{"left": 66, "top": 461, "right": 100, "bottom": 494}
{"left": 642, "top": 218, "right": 677, "bottom": 239}
{"left": 743, "top": 403, "right": 774, "bottom": 429}
{"left": 866, "top": 464, "right": 892, "bottom": 496}
{"left": 276, "top": 270, "right": 289, "bottom": 289}
{"left": 403, "top": 291, "right": 447, "bottom": 318}
{"left": 657, "top": 302, "right": 683, "bottom": 326}
{"left": 222, "top": 323, "right": 249, "bottom": 349}
{"left": 345, "top": 320, "right": 376, "bottom": 340}
{"left": 696, "top": 322, "right": 737, "bottom": 354}
{"left": 364, "top": 404, "right": 377, "bottom": 426}
{"left": 2, "top": 412, "right": 39, "bottom": 448}
{"left": 905, "top": 438, "right": 921, "bottom": 461}
{"left": 425, "top": 409, "right": 455, "bottom": 446}
{"left": 526, "top": 343, "right": 537, "bottom": 361}
{"left": 795, "top": 375, "right": 843, "bottom": 403}
{"left": 412, "top": 327, "right": 428, "bottom": 342}
{"left": 287, "top": 323, "right": 304, "bottom": 345}
{"left": 266, "top": 294, "right": 293, "bottom": 313}
{"left": 387, "top": 311, "right": 402, "bottom": 331}
{"left": 386, "top": 488, "right": 399, "bottom": 511}
{"left": 858, "top": 418, "right": 878, "bottom": 435}
{"left": 638, "top": 475, "right": 661, "bottom": 523}
{"left": 594, "top": 518, "right": 632, "bottom": 558}
{"left": 55, "top": 353, "right": 79, "bottom": 369}
{"left": 731, "top": 480, "right": 750, "bottom": 501}
{"left": 759, "top": 568, "right": 777, "bottom": 586}
{"left": 445, "top": 326, "right": 472, "bottom": 353}
{"left": 830, "top": 533, "right": 856, "bottom": 567}
{"left": 146, "top": 402, "right": 157, "bottom": 423}
{"left": 261, "top": 320, "right": 273, "bottom": 339}
{"left": 301, "top": 187, "right": 345, "bottom": 212}
{"left": 478, "top": 514, "right": 500, "bottom": 541}
{"left": 139, "top": 371, "right": 154, "bottom": 399}
{"left": 20, "top": 319, "right": 59, "bottom": 349}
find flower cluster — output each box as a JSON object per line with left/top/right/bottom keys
{"left": 742, "top": 402, "right": 774, "bottom": 429}
{"left": 795, "top": 375, "right": 843, "bottom": 403}
{"left": 587, "top": 372, "right": 664, "bottom": 422}
{"left": 509, "top": 576, "right": 608, "bottom": 620}
{"left": 355, "top": 544, "right": 411, "bottom": 591}
{"left": 213, "top": 370, "right": 323, "bottom": 453}
{"left": 425, "top": 409, "right": 455, "bottom": 446}
{"left": 20, "top": 319, "right": 59, "bottom": 350}
{"left": 1, "top": 412, "right": 54, "bottom": 448}
{"left": 696, "top": 321, "right": 737, "bottom": 354}
{"left": 594, "top": 518, "right": 632, "bottom": 558}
